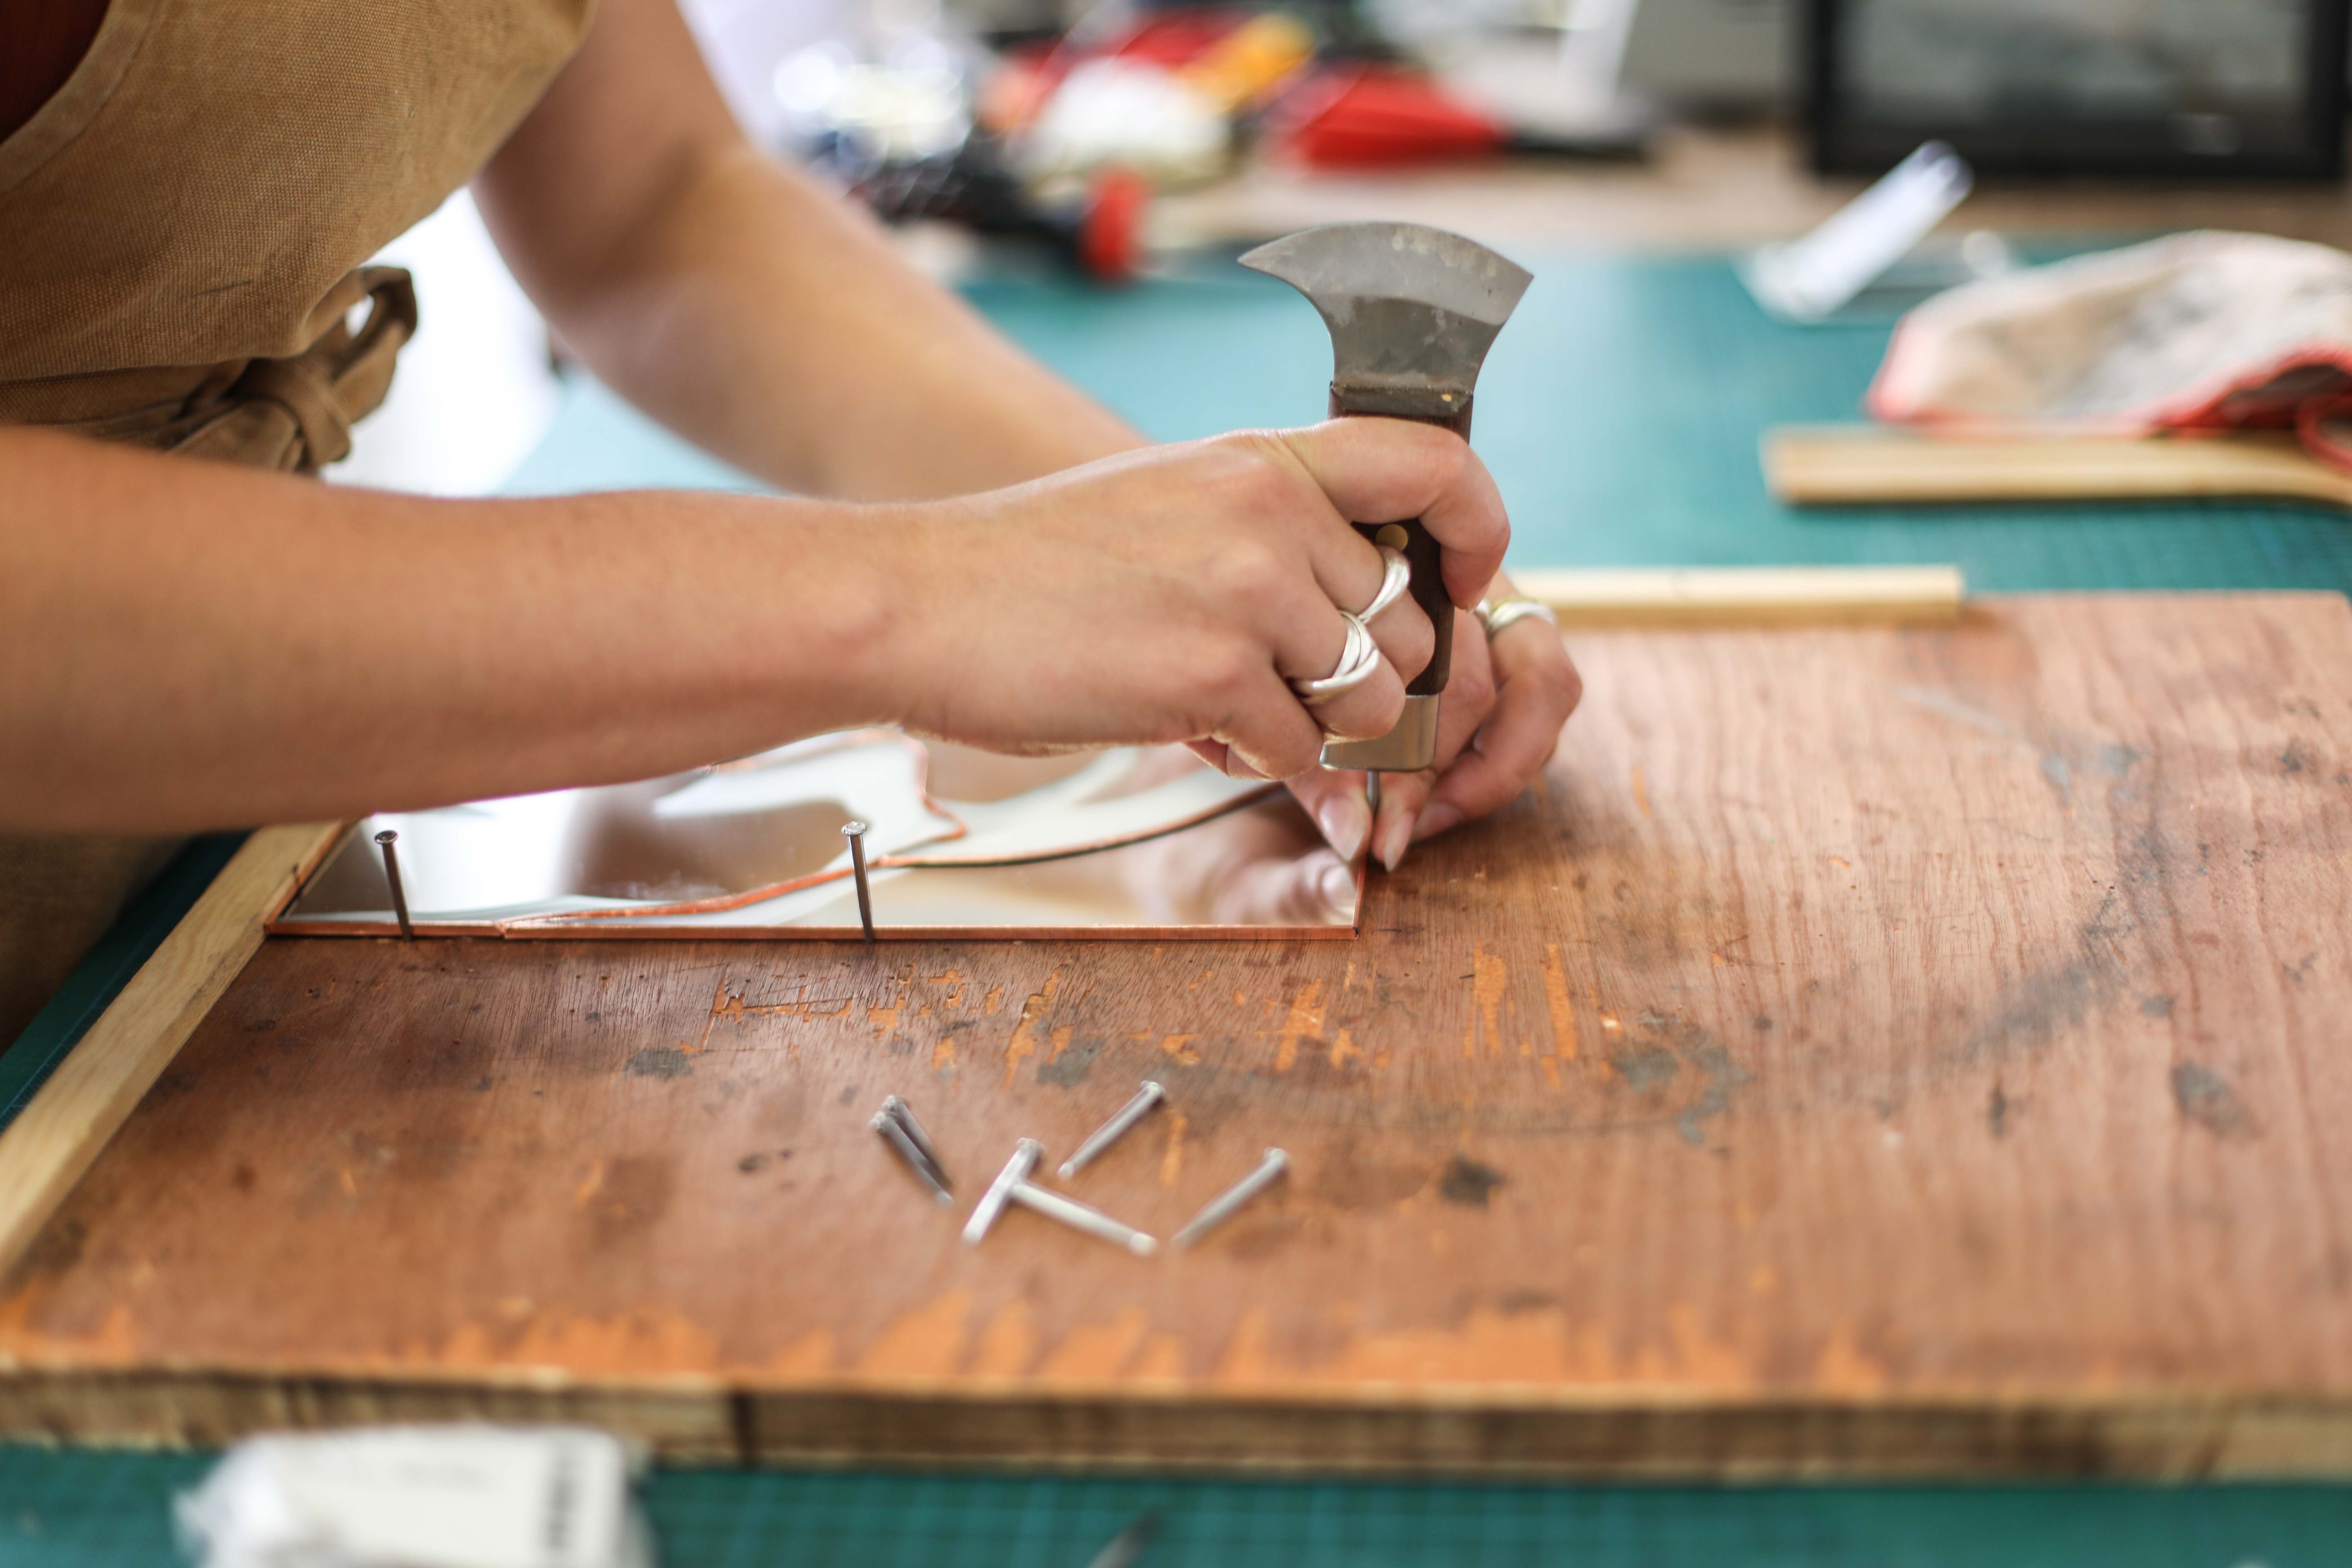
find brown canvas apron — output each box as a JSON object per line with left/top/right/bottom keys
{"left": 0, "top": 0, "right": 593, "bottom": 1045}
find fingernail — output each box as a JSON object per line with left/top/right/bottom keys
{"left": 1375, "top": 809, "right": 1414, "bottom": 872}
{"left": 1413, "top": 804, "right": 1463, "bottom": 842}
{"left": 1315, "top": 789, "right": 1370, "bottom": 862}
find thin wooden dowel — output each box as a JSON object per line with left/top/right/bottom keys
{"left": 1512, "top": 564, "right": 1965, "bottom": 627}
{"left": 1763, "top": 427, "right": 2352, "bottom": 509}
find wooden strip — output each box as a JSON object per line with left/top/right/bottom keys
{"left": 0, "top": 823, "right": 340, "bottom": 1278}
{"left": 1764, "top": 426, "right": 2352, "bottom": 509}
{"left": 1512, "top": 564, "right": 1964, "bottom": 626}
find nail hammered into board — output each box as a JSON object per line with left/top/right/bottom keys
{"left": 374, "top": 829, "right": 414, "bottom": 941}
{"left": 1059, "top": 1081, "right": 1166, "bottom": 1179}
{"left": 1173, "top": 1148, "right": 1290, "bottom": 1247}
{"left": 842, "top": 821, "right": 876, "bottom": 942}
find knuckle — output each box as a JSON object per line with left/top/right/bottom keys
{"left": 1451, "top": 660, "right": 1498, "bottom": 716}
{"left": 1206, "top": 542, "right": 1294, "bottom": 617}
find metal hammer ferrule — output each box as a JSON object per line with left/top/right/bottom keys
{"left": 1322, "top": 694, "right": 1441, "bottom": 773}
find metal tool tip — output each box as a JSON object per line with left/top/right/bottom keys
{"left": 1056, "top": 1160, "right": 1079, "bottom": 1180}
{"left": 1130, "top": 1236, "right": 1158, "bottom": 1256}
{"left": 841, "top": 820, "right": 869, "bottom": 836}
{"left": 374, "top": 829, "right": 397, "bottom": 845}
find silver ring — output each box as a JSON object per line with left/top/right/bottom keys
{"left": 1475, "top": 595, "right": 1558, "bottom": 639}
{"left": 1293, "top": 613, "right": 1382, "bottom": 705}
{"left": 1357, "top": 547, "right": 1411, "bottom": 623}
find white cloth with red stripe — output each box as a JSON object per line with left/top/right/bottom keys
{"left": 1870, "top": 231, "right": 2352, "bottom": 471}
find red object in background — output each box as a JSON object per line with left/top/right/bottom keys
{"left": 1078, "top": 166, "right": 1150, "bottom": 282}
{"left": 981, "top": 9, "right": 1259, "bottom": 134}
{"left": 1266, "top": 66, "right": 1508, "bottom": 169}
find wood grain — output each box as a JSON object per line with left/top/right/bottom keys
{"left": 0, "top": 823, "right": 339, "bottom": 1280}
{"left": 5, "top": 597, "right": 2351, "bottom": 1477}
{"left": 1515, "top": 564, "right": 1963, "bottom": 626}
{"left": 1765, "top": 428, "right": 2352, "bottom": 509}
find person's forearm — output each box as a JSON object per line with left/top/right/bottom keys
{"left": 473, "top": 0, "right": 1141, "bottom": 501}
{"left": 0, "top": 431, "right": 902, "bottom": 833}
{"left": 535, "top": 149, "right": 1139, "bottom": 498}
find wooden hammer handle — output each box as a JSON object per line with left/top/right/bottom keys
{"left": 1330, "top": 394, "right": 1470, "bottom": 697}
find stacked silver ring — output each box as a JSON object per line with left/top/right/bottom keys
{"left": 1292, "top": 548, "right": 1410, "bottom": 706}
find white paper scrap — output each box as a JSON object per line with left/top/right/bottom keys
{"left": 176, "top": 1426, "right": 652, "bottom": 1568}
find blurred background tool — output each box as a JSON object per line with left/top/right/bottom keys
{"left": 1806, "top": 0, "right": 2350, "bottom": 178}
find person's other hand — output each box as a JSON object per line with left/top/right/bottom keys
{"left": 1285, "top": 576, "right": 1581, "bottom": 868}
{"left": 882, "top": 420, "right": 1506, "bottom": 779}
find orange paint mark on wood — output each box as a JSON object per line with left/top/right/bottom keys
{"left": 857, "top": 1289, "right": 972, "bottom": 1380}
{"left": 1212, "top": 1306, "right": 1273, "bottom": 1386}
{"left": 1159, "top": 1110, "right": 1188, "bottom": 1189}
{"left": 1539, "top": 943, "right": 1579, "bottom": 1061}
{"left": 1814, "top": 1324, "right": 1890, "bottom": 1395}
{"left": 1157, "top": 1033, "right": 1200, "bottom": 1066}
{"left": 1038, "top": 1304, "right": 1149, "bottom": 1380}
{"left": 1667, "top": 1303, "right": 1754, "bottom": 1388}
{"left": 1045, "top": 1024, "right": 1074, "bottom": 1064}
{"left": 1273, "top": 980, "right": 1324, "bottom": 1072}
{"left": 1323, "top": 1306, "right": 1571, "bottom": 1384}
{"left": 571, "top": 1159, "right": 605, "bottom": 1208}
{"left": 0, "top": 1300, "right": 141, "bottom": 1368}
{"left": 967, "top": 1297, "right": 1039, "bottom": 1378}
{"left": 983, "top": 982, "right": 1005, "bottom": 1014}
{"left": 1539, "top": 1056, "right": 1562, "bottom": 1088}
{"left": 1329, "top": 1028, "right": 1358, "bottom": 1069}
{"left": 931, "top": 1033, "right": 957, "bottom": 1071}
{"left": 1632, "top": 765, "right": 1651, "bottom": 818}
{"left": 1130, "top": 1332, "right": 1187, "bottom": 1383}
{"left": 1473, "top": 948, "right": 1509, "bottom": 1058}
{"left": 768, "top": 1328, "right": 837, "bottom": 1377}
{"left": 1002, "top": 966, "right": 1067, "bottom": 1086}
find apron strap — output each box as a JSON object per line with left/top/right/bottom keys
{"left": 171, "top": 265, "right": 418, "bottom": 472}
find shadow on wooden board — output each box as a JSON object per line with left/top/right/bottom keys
{"left": 3, "top": 594, "right": 2349, "bottom": 1477}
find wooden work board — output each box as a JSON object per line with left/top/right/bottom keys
{"left": 4, "top": 593, "right": 2351, "bottom": 1478}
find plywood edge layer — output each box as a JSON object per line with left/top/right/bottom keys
{"left": 1513, "top": 565, "right": 1965, "bottom": 627}
{"left": 0, "top": 823, "right": 342, "bottom": 1279}
{"left": 5, "top": 1373, "right": 2351, "bottom": 1478}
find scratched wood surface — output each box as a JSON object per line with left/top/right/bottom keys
{"left": 5, "top": 594, "right": 2352, "bottom": 1477}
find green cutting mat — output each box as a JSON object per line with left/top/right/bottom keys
{"left": 6, "top": 1442, "right": 2352, "bottom": 1567}
{"left": 508, "top": 251, "right": 2352, "bottom": 594}
{"left": 7, "top": 251, "right": 2349, "bottom": 1563}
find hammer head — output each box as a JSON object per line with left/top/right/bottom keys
{"left": 1239, "top": 223, "right": 1531, "bottom": 412}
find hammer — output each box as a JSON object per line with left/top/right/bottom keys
{"left": 1240, "top": 223, "right": 1532, "bottom": 773}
